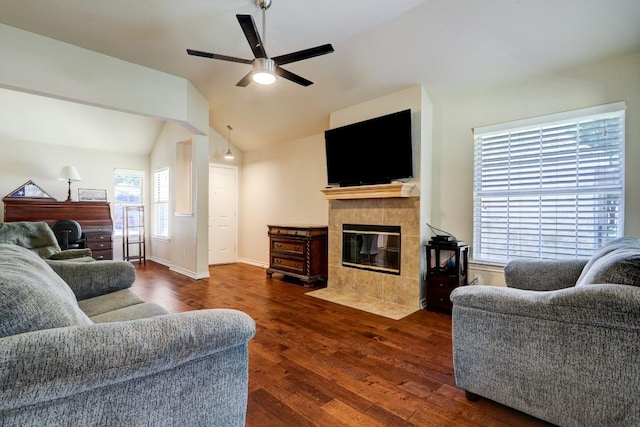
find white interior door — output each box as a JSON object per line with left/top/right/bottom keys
{"left": 209, "top": 164, "right": 237, "bottom": 265}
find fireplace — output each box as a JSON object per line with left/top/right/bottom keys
{"left": 342, "top": 224, "right": 401, "bottom": 275}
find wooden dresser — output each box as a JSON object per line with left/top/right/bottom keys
{"left": 3, "top": 198, "right": 114, "bottom": 261}
{"left": 267, "top": 224, "right": 328, "bottom": 287}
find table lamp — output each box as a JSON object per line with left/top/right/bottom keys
{"left": 58, "top": 165, "right": 82, "bottom": 202}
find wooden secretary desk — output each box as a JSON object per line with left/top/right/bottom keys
{"left": 2, "top": 198, "right": 114, "bottom": 261}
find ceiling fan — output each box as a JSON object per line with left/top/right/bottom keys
{"left": 187, "top": 0, "right": 334, "bottom": 87}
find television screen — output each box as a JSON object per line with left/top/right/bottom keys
{"left": 324, "top": 109, "right": 413, "bottom": 187}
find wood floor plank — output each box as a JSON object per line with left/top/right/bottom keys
{"left": 131, "top": 261, "right": 553, "bottom": 426}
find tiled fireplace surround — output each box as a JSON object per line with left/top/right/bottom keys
{"left": 327, "top": 197, "right": 420, "bottom": 308}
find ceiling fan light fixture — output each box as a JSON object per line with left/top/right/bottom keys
{"left": 252, "top": 58, "right": 276, "bottom": 85}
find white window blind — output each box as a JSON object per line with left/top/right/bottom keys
{"left": 473, "top": 102, "right": 625, "bottom": 264}
{"left": 114, "top": 169, "right": 144, "bottom": 236}
{"left": 153, "top": 168, "right": 169, "bottom": 238}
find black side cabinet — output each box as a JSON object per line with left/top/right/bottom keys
{"left": 425, "top": 242, "right": 469, "bottom": 312}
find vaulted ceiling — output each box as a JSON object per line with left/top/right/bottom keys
{"left": 1, "top": 0, "right": 639, "bottom": 153}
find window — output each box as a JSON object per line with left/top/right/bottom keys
{"left": 114, "top": 169, "right": 144, "bottom": 236}
{"left": 473, "top": 102, "right": 625, "bottom": 264}
{"left": 153, "top": 168, "right": 170, "bottom": 238}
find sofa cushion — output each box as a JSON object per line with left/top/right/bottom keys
{"left": 89, "top": 303, "right": 169, "bottom": 323}
{"left": 78, "top": 289, "right": 145, "bottom": 317}
{"left": 0, "top": 244, "right": 92, "bottom": 338}
{"left": 576, "top": 237, "right": 640, "bottom": 287}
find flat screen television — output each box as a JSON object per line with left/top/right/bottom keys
{"left": 324, "top": 109, "right": 413, "bottom": 187}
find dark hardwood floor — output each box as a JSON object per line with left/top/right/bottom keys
{"left": 131, "top": 261, "right": 552, "bottom": 427}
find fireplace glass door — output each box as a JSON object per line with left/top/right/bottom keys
{"left": 342, "top": 224, "right": 401, "bottom": 275}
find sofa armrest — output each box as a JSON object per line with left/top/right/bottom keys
{"left": 451, "top": 283, "right": 640, "bottom": 328}
{"left": 46, "top": 259, "right": 136, "bottom": 300}
{"left": 504, "top": 259, "right": 588, "bottom": 291}
{"left": 0, "top": 309, "right": 256, "bottom": 411}
{"left": 48, "top": 248, "right": 93, "bottom": 260}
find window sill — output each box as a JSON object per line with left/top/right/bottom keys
{"left": 152, "top": 235, "right": 170, "bottom": 242}
{"left": 469, "top": 260, "right": 506, "bottom": 273}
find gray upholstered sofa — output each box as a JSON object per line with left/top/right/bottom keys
{"left": 451, "top": 237, "right": 640, "bottom": 427}
{"left": 0, "top": 243, "right": 256, "bottom": 426}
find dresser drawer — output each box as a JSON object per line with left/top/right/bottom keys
{"left": 428, "top": 291, "right": 453, "bottom": 311}
{"left": 91, "top": 248, "right": 113, "bottom": 261}
{"left": 270, "top": 256, "right": 305, "bottom": 275}
{"left": 86, "top": 240, "right": 112, "bottom": 251}
{"left": 269, "top": 227, "right": 310, "bottom": 238}
{"left": 429, "top": 277, "right": 458, "bottom": 293}
{"left": 271, "top": 239, "right": 305, "bottom": 256}
{"left": 85, "top": 232, "right": 112, "bottom": 242}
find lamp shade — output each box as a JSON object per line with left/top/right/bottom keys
{"left": 58, "top": 165, "right": 82, "bottom": 182}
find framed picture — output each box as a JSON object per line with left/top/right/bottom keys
{"left": 78, "top": 188, "right": 107, "bottom": 202}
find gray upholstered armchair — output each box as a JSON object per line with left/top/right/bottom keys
{"left": 451, "top": 237, "right": 640, "bottom": 426}
{"left": 0, "top": 221, "right": 94, "bottom": 261}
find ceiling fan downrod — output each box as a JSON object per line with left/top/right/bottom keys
{"left": 256, "top": 0, "right": 271, "bottom": 49}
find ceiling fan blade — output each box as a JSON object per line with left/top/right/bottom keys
{"left": 187, "top": 49, "right": 252, "bottom": 65}
{"left": 186, "top": 48, "right": 215, "bottom": 58}
{"left": 272, "top": 44, "right": 334, "bottom": 66}
{"left": 236, "top": 71, "right": 254, "bottom": 87}
{"left": 236, "top": 14, "right": 267, "bottom": 59}
{"left": 275, "top": 67, "right": 313, "bottom": 87}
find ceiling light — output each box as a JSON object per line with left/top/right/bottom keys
{"left": 252, "top": 58, "right": 276, "bottom": 85}
{"left": 224, "top": 125, "right": 235, "bottom": 160}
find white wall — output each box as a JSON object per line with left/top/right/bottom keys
{"left": 0, "top": 24, "right": 208, "bottom": 135}
{"left": 0, "top": 137, "right": 147, "bottom": 211}
{"left": 238, "top": 134, "right": 328, "bottom": 266}
{"left": 433, "top": 52, "right": 640, "bottom": 285}
{"left": 149, "top": 122, "right": 210, "bottom": 278}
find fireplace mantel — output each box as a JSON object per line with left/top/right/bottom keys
{"left": 321, "top": 183, "right": 418, "bottom": 200}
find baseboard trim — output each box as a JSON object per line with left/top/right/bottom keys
{"left": 148, "top": 256, "right": 170, "bottom": 267}
{"left": 237, "top": 258, "right": 268, "bottom": 269}
{"left": 168, "top": 264, "right": 210, "bottom": 279}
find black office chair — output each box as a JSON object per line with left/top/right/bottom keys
{"left": 50, "top": 220, "right": 83, "bottom": 250}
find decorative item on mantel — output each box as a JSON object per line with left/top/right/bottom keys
{"left": 58, "top": 165, "right": 82, "bottom": 202}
